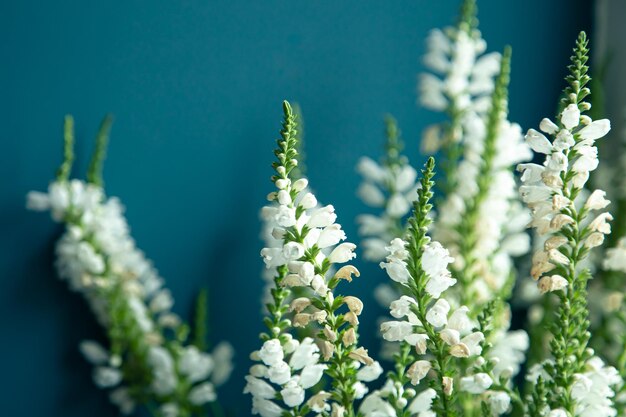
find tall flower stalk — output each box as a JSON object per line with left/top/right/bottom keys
{"left": 435, "top": 45, "right": 531, "bottom": 307}
{"left": 27, "top": 116, "right": 233, "bottom": 417}
{"left": 245, "top": 101, "right": 382, "bottom": 417}
{"left": 356, "top": 116, "right": 419, "bottom": 263}
{"left": 418, "top": 4, "right": 532, "bottom": 413}
{"left": 519, "top": 32, "right": 620, "bottom": 416}
{"left": 419, "top": 0, "right": 500, "bottom": 197}
{"left": 361, "top": 158, "right": 490, "bottom": 417}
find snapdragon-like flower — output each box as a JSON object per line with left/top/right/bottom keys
{"left": 419, "top": 0, "right": 500, "bottom": 198}
{"left": 419, "top": 0, "right": 498, "bottom": 119}
{"left": 27, "top": 116, "right": 233, "bottom": 416}
{"left": 356, "top": 116, "right": 419, "bottom": 262}
{"left": 365, "top": 157, "right": 486, "bottom": 417}
{"left": 419, "top": 11, "right": 532, "bottom": 412}
{"left": 518, "top": 32, "right": 619, "bottom": 415}
{"left": 433, "top": 46, "right": 532, "bottom": 306}
{"left": 247, "top": 101, "right": 381, "bottom": 417}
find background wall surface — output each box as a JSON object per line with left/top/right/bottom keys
{"left": 0, "top": 1, "right": 590, "bottom": 416}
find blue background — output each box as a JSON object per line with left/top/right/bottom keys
{"left": 0, "top": 1, "right": 590, "bottom": 416}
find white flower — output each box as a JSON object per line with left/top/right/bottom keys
{"left": 360, "top": 392, "right": 397, "bottom": 417}
{"left": 489, "top": 330, "right": 529, "bottom": 379}
{"left": 283, "top": 242, "right": 305, "bottom": 260}
{"left": 589, "top": 212, "right": 613, "bottom": 234}
{"left": 538, "top": 275, "right": 569, "bottom": 294}
{"left": 357, "top": 157, "right": 386, "bottom": 183}
{"left": 179, "top": 346, "right": 214, "bottom": 383}
{"left": 317, "top": 224, "right": 346, "bottom": 248}
{"left": 211, "top": 342, "right": 235, "bottom": 386}
{"left": 460, "top": 373, "right": 493, "bottom": 394}
{"left": 267, "top": 361, "right": 291, "bottom": 385}
{"left": 189, "top": 382, "right": 217, "bottom": 405}
{"left": 109, "top": 387, "right": 135, "bottom": 415}
{"left": 308, "top": 205, "right": 337, "bottom": 228}
{"left": 396, "top": 166, "right": 418, "bottom": 192}
{"left": 380, "top": 259, "right": 410, "bottom": 284}
{"left": 244, "top": 376, "right": 276, "bottom": 399}
{"left": 407, "top": 360, "right": 432, "bottom": 385}
{"left": 79, "top": 340, "right": 109, "bottom": 365}
{"left": 148, "top": 346, "right": 177, "bottom": 395}
{"left": 584, "top": 190, "right": 610, "bottom": 210}
{"left": 299, "top": 192, "right": 317, "bottom": 209}
{"left": 356, "top": 361, "right": 383, "bottom": 382}
{"left": 561, "top": 103, "right": 580, "bottom": 129}
{"left": 328, "top": 243, "right": 357, "bottom": 263}
{"left": 486, "top": 391, "right": 511, "bottom": 415}
{"left": 93, "top": 366, "right": 122, "bottom": 388}
{"left": 390, "top": 296, "right": 417, "bottom": 319}
{"left": 251, "top": 396, "right": 283, "bottom": 417}
{"left": 289, "top": 338, "right": 320, "bottom": 370}
{"left": 381, "top": 321, "right": 414, "bottom": 342}
{"left": 300, "top": 364, "right": 327, "bottom": 388}
{"left": 281, "top": 379, "right": 305, "bottom": 407}
{"left": 275, "top": 205, "right": 297, "bottom": 227}
{"left": 408, "top": 387, "right": 437, "bottom": 414}
{"left": 604, "top": 237, "right": 626, "bottom": 273}
{"left": 460, "top": 332, "right": 484, "bottom": 356}
{"left": 160, "top": 403, "right": 179, "bottom": 417}
{"left": 387, "top": 193, "right": 411, "bottom": 217}
{"left": 572, "top": 145, "right": 598, "bottom": 172}
{"left": 259, "top": 339, "right": 284, "bottom": 366}
{"left": 526, "top": 129, "right": 553, "bottom": 154}
{"left": 422, "top": 242, "right": 457, "bottom": 298}
{"left": 149, "top": 289, "right": 174, "bottom": 313}
{"left": 358, "top": 183, "right": 386, "bottom": 207}
{"left": 578, "top": 119, "right": 610, "bottom": 141}
{"left": 425, "top": 298, "right": 450, "bottom": 327}
{"left": 570, "top": 357, "right": 620, "bottom": 417}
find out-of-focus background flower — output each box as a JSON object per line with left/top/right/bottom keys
{"left": 4, "top": 0, "right": 620, "bottom": 416}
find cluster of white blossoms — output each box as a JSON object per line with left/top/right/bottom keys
{"left": 361, "top": 158, "right": 506, "bottom": 416}
{"left": 260, "top": 175, "right": 355, "bottom": 298}
{"left": 419, "top": 1, "right": 531, "bottom": 310}
{"left": 356, "top": 117, "right": 419, "bottom": 262}
{"left": 516, "top": 32, "right": 623, "bottom": 416}
{"left": 364, "top": 237, "right": 468, "bottom": 415}
{"left": 528, "top": 357, "right": 622, "bottom": 417}
{"left": 28, "top": 123, "right": 233, "bottom": 417}
{"left": 356, "top": 157, "right": 418, "bottom": 262}
{"left": 419, "top": 13, "right": 499, "bottom": 120}
{"left": 419, "top": 1, "right": 501, "bottom": 170}
{"left": 360, "top": 381, "right": 437, "bottom": 417}
{"left": 245, "top": 337, "right": 383, "bottom": 417}
{"left": 429, "top": 46, "right": 531, "bottom": 308}
{"left": 245, "top": 337, "right": 327, "bottom": 416}
{"left": 248, "top": 101, "right": 380, "bottom": 417}
{"left": 434, "top": 110, "right": 531, "bottom": 300}
{"left": 519, "top": 103, "right": 612, "bottom": 291}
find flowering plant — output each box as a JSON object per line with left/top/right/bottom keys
{"left": 27, "top": 116, "right": 233, "bottom": 417}
{"left": 245, "top": 101, "right": 383, "bottom": 417}
{"left": 26, "top": 1, "right": 626, "bottom": 417}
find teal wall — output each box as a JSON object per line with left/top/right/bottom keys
{"left": 0, "top": 1, "right": 590, "bottom": 416}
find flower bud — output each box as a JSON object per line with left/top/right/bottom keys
{"left": 342, "top": 328, "right": 357, "bottom": 346}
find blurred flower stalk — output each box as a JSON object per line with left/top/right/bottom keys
{"left": 28, "top": 116, "right": 233, "bottom": 417}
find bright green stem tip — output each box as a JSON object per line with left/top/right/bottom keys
{"left": 87, "top": 114, "right": 114, "bottom": 187}
{"left": 459, "top": 0, "right": 478, "bottom": 33}
{"left": 282, "top": 100, "right": 293, "bottom": 119}
{"left": 562, "top": 31, "right": 591, "bottom": 110}
{"left": 56, "top": 114, "right": 75, "bottom": 182}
